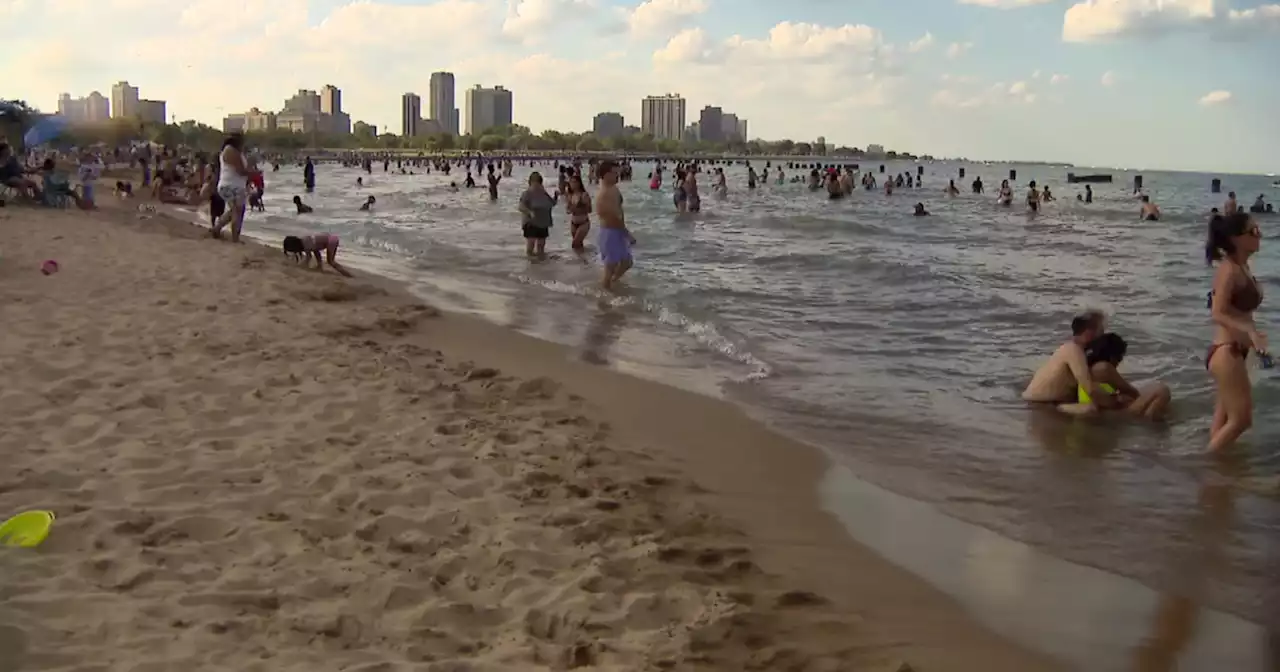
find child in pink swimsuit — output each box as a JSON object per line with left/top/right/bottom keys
{"left": 283, "top": 234, "right": 352, "bottom": 277}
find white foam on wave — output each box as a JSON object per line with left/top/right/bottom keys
{"left": 512, "top": 272, "right": 774, "bottom": 382}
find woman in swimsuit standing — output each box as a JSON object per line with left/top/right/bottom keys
{"left": 1205, "top": 211, "right": 1267, "bottom": 451}
{"left": 566, "top": 173, "right": 592, "bottom": 252}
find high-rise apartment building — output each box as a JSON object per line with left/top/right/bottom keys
{"left": 402, "top": 93, "right": 421, "bottom": 138}
{"left": 736, "top": 118, "right": 748, "bottom": 141}
{"left": 592, "top": 112, "right": 625, "bottom": 138}
{"left": 429, "top": 72, "right": 458, "bottom": 135}
{"left": 58, "top": 92, "right": 110, "bottom": 124}
{"left": 137, "top": 99, "right": 167, "bottom": 124}
{"left": 320, "top": 85, "right": 341, "bottom": 116}
{"left": 464, "top": 85, "right": 513, "bottom": 136}
{"left": 284, "top": 89, "right": 321, "bottom": 114}
{"left": 111, "top": 81, "right": 139, "bottom": 120}
{"left": 223, "top": 108, "right": 277, "bottom": 133}
{"left": 698, "top": 106, "right": 723, "bottom": 143}
{"left": 640, "top": 94, "right": 685, "bottom": 141}
{"left": 319, "top": 85, "right": 350, "bottom": 134}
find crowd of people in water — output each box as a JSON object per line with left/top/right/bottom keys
{"left": 6, "top": 131, "right": 1274, "bottom": 453}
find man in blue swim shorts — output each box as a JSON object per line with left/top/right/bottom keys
{"left": 595, "top": 160, "right": 636, "bottom": 291}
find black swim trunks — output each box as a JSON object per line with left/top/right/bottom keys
{"left": 522, "top": 224, "right": 550, "bottom": 240}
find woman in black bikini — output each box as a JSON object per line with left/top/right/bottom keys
{"left": 1205, "top": 211, "right": 1267, "bottom": 451}
{"left": 566, "top": 173, "right": 592, "bottom": 251}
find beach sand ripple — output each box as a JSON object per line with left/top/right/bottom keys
{"left": 0, "top": 208, "right": 907, "bottom": 671}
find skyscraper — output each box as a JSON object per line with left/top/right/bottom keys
{"left": 320, "top": 85, "right": 341, "bottom": 116}
{"left": 640, "top": 94, "right": 685, "bottom": 141}
{"left": 319, "top": 84, "right": 351, "bottom": 134}
{"left": 464, "top": 85, "right": 513, "bottom": 136}
{"left": 698, "top": 106, "right": 723, "bottom": 143}
{"left": 402, "top": 93, "right": 421, "bottom": 137}
{"left": 592, "top": 112, "right": 625, "bottom": 138}
{"left": 429, "top": 72, "right": 457, "bottom": 135}
{"left": 111, "top": 81, "right": 139, "bottom": 120}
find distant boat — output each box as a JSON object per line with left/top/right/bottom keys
{"left": 1067, "top": 173, "right": 1113, "bottom": 184}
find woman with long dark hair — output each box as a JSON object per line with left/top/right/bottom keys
{"left": 1205, "top": 211, "right": 1267, "bottom": 451}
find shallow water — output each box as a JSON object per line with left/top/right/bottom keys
{"left": 206, "top": 158, "right": 1280, "bottom": 667}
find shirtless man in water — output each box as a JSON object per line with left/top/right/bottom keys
{"left": 595, "top": 160, "right": 636, "bottom": 291}
{"left": 1023, "top": 311, "right": 1118, "bottom": 414}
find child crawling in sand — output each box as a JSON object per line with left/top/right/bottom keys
{"left": 283, "top": 234, "right": 352, "bottom": 277}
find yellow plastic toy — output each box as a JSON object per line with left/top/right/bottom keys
{"left": 0, "top": 510, "right": 56, "bottom": 547}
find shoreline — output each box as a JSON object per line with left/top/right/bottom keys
{"left": 0, "top": 198, "right": 1061, "bottom": 669}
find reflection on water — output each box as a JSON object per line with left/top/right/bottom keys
{"left": 581, "top": 301, "right": 627, "bottom": 366}
{"left": 820, "top": 458, "right": 1271, "bottom": 671}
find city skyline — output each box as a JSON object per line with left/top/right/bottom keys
{"left": 7, "top": 1, "right": 1279, "bottom": 173}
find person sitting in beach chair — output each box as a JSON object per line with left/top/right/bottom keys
{"left": 39, "top": 158, "right": 86, "bottom": 209}
{"left": 0, "top": 142, "right": 43, "bottom": 202}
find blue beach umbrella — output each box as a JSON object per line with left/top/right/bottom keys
{"left": 23, "top": 115, "right": 69, "bottom": 147}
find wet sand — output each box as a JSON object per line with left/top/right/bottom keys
{"left": 0, "top": 197, "right": 1062, "bottom": 670}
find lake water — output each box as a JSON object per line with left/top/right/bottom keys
{"left": 187, "top": 157, "right": 1280, "bottom": 669}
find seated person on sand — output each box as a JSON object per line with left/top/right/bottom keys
{"left": 115, "top": 181, "right": 134, "bottom": 198}
{"left": 0, "top": 142, "right": 43, "bottom": 201}
{"left": 1079, "top": 332, "right": 1171, "bottom": 420}
{"left": 1022, "top": 311, "right": 1120, "bottom": 415}
{"left": 283, "top": 234, "right": 352, "bottom": 277}
{"left": 293, "top": 195, "right": 313, "bottom": 214}
{"left": 39, "top": 159, "right": 87, "bottom": 209}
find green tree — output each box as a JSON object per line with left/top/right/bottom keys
{"left": 478, "top": 134, "right": 505, "bottom": 151}
{"left": 576, "top": 135, "right": 603, "bottom": 152}
{"left": 793, "top": 142, "right": 812, "bottom": 156}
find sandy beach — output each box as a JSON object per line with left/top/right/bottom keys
{"left": 0, "top": 196, "right": 1061, "bottom": 671}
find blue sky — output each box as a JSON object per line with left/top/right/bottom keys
{"left": 4, "top": 0, "right": 1278, "bottom": 173}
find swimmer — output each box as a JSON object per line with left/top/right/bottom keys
{"left": 913, "top": 202, "right": 930, "bottom": 216}
{"left": 945, "top": 180, "right": 960, "bottom": 197}
{"left": 449, "top": 182, "right": 459, "bottom": 192}
{"left": 359, "top": 195, "right": 376, "bottom": 211}
{"left": 1225, "top": 191, "right": 1237, "bottom": 216}
{"left": 1042, "top": 186, "right": 1055, "bottom": 202}
{"left": 1026, "top": 180, "right": 1041, "bottom": 213}
{"left": 1249, "top": 194, "right": 1268, "bottom": 214}
{"left": 1080, "top": 332, "right": 1171, "bottom": 420}
{"left": 293, "top": 195, "right": 313, "bottom": 214}
{"left": 1022, "top": 310, "right": 1119, "bottom": 414}
{"left": 356, "top": 176, "right": 363, "bottom": 187}
{"left": 283, "top": 233, "right": 352, "bottom": 277}
{"left": 1139, "top": 195, "right": 1161, "bottom": 221}
{"left": 997, "top": 179, "right": 1013, "bottom": 206}
{"left": 685, "top": 169, "right": 701, "bottom": 212}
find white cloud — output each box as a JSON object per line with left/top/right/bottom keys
{"left": 1100, "top": 70, "right": 1118, "bottom": 86}
{"left": 1199, "top": 90, "right": 1232, "bottom": 105}
{"left": 625, "top": 0, "right": 709, "bottom": 38}
{"left": 946, "top": 41, "right": 974, "bottom": 58}
{"left": 1050, "top": 73, "right": 1069, "bottom": 84}
{"left": 503, "top": 0, "right": 598, "bottom": 42}
{"left": 1009, "top": 81, "right": 1028, "bottom": 94}
{"left": 1031, "top": 69, "right": 1042, "bottom": 79}
{"left": 1062, "top": 0, "right": 1280, "bottom": 42}
{"left": 908, "top": 31, "right": 935, "bottom": 52}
